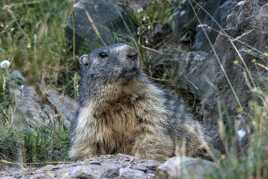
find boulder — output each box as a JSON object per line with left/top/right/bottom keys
{"left": 9, "top": 71, "right": 78, "bottom": 129}
{"left": 0, "top": 154, "right": 160, "bottom": 179}
{"left": 192, "top": 0, "right": 238, "bottom": 50}
{"left": 156, "top": 156, "right": 217, "bottom": 179}
{"left": 150, "top": 49, "right": 214, "bottom": 99}
{"left": 43, "top": 88, "right": 78, "bottom": 127}
{"left": 206, "top": 0, "right": 268, "bottom": 120}
{"left": 66, "top": 0, "right": 132, "bottom": 53}
{"left": 150, "top": 1, "right": 268, "bottom": 140}
{"left": 12, "top": 85, "right": 56, "bottom": 128}
{"left": 171, "top": 0, "right": 238, "bottom": 49}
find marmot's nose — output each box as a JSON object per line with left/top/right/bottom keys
{"left": 126, "top": 47, "right": 138, "bottom": 62}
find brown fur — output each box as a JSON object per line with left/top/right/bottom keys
{"left": 69, "top": 79, "right": 174, "bottom": 160}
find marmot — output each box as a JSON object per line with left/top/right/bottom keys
{"left": 69, "top": 44, "right": 222, "bottom": 161}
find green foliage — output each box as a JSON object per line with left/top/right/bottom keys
{"left": 23, "top": 125, "right": 69, "bottom": 164}
{"left": 0, "top": 0, "right": 78, "bottom": 96}
{"left": 0, "top": 124, "right": 69, "bottom": 165}
{"left": 130, "top": 0, "right": 173, "bottom": 27}
{"left": 0, "top": 68, "right": 14, "bottom": 126}
{"left": 206, "top": 90, "right": 268, "bottom": 179}
{"left": 0, "top": 127, "right": 21, "bottom": 161}
{"left": 0, "top": 0, "right": 71, "bottom": 165}
{"left": 129, "top": 0, "right": 174, "bottom": 47}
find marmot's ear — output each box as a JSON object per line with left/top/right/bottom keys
{"left": 79, "top": 55, "right": 90, "bottom": 66}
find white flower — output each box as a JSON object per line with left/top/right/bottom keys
{"left": 197, "top": 24, "right": 209, "bottom": 29}
{"left": 0, "top": 60, "right": 11, "bottom": 69}
{"left": 136, "top": 8, "right": 143, "bottom": 13}
{"left": 237, "top": 129, "right": 246, "bottom": 140}
{"left": 180, "top": 10, "right": 186, "bottom": 16}
{"left": 19, "top": 85, "right": 25, "bottom": 91}
{"left": 142, "top": 16, "right": 149, "bottom": 22}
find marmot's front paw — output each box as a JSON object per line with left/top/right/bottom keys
{"left": 134, "top": 151, "right": 169, "bottom": 161}
{"left": 69, "top": 146, "right": 96, "bottom": 160}
{"left": 133, "top": 135, "right": 174, "bottom": 161}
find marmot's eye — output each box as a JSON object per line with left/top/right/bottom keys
{"left": 98, "top": 51, "right": 108, "bottom": 58}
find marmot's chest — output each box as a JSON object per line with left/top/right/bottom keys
{"left": 94, "top": 102, "right": 145, "bottom": 154}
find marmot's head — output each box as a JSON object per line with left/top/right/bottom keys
{"left": 79, "top": 44, "right": 143, "bottom": 105}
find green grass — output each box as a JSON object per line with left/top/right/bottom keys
{"left": 209, "top": 90, "right": 268, "bottom": 179}
{"left": 0, "top": 0, "right": 78, "bottom": 95}
{"left": 0, "top": 124, "right": 69, "bottom": 165}
{"left": 23, "top": 125, "right": 69, "bottom": 164}
{"left": 129, "top": 0, "right": 174, "bottom": 47}
{"left": 0, "top": 0, "right": 73, "bottom": 165}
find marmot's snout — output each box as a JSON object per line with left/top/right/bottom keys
{"left": 125, "top": 46, "right": 138, "bottom": 62}
{"left": 116, "top": 44, "right": 139, "bottom": 80}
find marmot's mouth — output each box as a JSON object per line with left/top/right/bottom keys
{"left": 120, "top": 67, "right": 139, "bottom": 81}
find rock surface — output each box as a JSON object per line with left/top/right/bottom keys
{"left": 1, "top": 154, "right": 160, "bottom": 179}
{"left": 9, "top": 71, "right": 78, "bottom": 129}
{"left": 204, "top": 0, "right": 268, "bottom": 123}
{"left": 66, "top": 0, "right": 132, "bottom": 52}
{"left": 0, "top": 154, "right": 219, "bottom": 179}
{"left": 192, "top": 0, "right": 239, "bottom": 50}
{"left": 157, "top": 156, "right": 217, "bottom": 179}
{"left": 171, "top": 0, "right": 243, "bottom": 50}
{"left": 151, "top": 0, "right": 268, "bottom": 127}
{"left": 44, "top": 88, "right": 79, "bottom": 127}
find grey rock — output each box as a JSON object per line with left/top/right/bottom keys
{"left": 151, "top": 0, "right": 268, "bottom": 138}
{"left": 0, "top": 155, "right": 217, "bottom": 179}
{"left": 156, "top": 156, "right": 217, "bottom": 179}
{"left": 119, "top": 168, "right": 150, "bottom": 179}
{"left": 66, "top": 0, "right": 132, "bottom": 52}
{"left": 258, "top": 3, "right": 268, "bottom": 32}
{"left": 257, "top": 3, "right": 268, "bottom": 52}
{"left": 193, "top": 0, "right": 238, "bottom": 50}
{"left": 11, "top": 85, "right": 56, "bottom": 128}
{"left": 151, "top": 49, "right": 215, "bottom": 99}
{"left": 10, "top": 70, "right": 25, "bottom": 85}
{"left": 1, "top": 154, "right": 161, "bottom": 179}
{"left": 171, "top": 0, "right": 195, "bottom": 40}
{"left": 120, "top": 0, "right": 151, "bottom": 13}
{"left": 207, "top": 0, "right": 268, "bottom": 119}
{"left": 8, "top": 71, "right": 78, "bottom": 129}
{"left": 45, "top": 89, "right": 79, "bottom": 127}
{"left": 171, "top": 0, "right": 238, "bottom": 49}
{"left": 0, "top": 166, "right": 23, "bottom": 179}
{"left": 156, "top": 0, "right": 268, "bottom": 113}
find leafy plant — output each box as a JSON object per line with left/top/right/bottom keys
{"left": 129, "top": 0, "right": 174, "bottom": 47}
